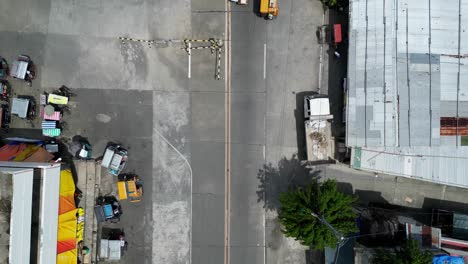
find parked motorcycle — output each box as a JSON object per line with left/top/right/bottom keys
{"left": 0, "top": 80, "right": 10, "bottom": 101}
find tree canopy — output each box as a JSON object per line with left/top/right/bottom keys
{"left": 320, "top": 0, "right": 348, "bottom": 9}
{"left": 372, "top": 239, "right": 433, "bottom": 264}
{"left": 278, "top": 179, "right": 358, "bottom": 249}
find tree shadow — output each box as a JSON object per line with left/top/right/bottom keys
{"left": 257, "top": 154, "right": 322, "bottom": 211}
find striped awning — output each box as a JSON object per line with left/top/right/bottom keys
{"left": 42, "top": 121, "right": 57, "bottom": 129}
{"left": 43, "top": 128, "right": 61, "bottom": 137}
{"left": 43, "top": 111, "right": 61, "bottom": 121}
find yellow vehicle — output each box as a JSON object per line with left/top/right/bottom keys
{"left": 260, "top": 0, "right": 278, "bottom": 19}
{"left": 117, "top": 173, "right": 143, "bottom": 203}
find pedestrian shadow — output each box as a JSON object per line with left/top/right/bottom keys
{"left": 257, "top": 154, "right": 321, "bottom": 211}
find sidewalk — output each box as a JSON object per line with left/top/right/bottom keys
{"left": 322, "top": 163, "right": 468, "bottom": 212}
{"left": 75, "top": 160, "right": 100, "bottom": 263}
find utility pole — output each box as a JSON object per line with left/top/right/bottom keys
{"left": 311, "top": 213, "right": 348, "bottom": 264}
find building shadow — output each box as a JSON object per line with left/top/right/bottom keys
{"left": 422, "top": 197, "right": 468, "bottom": 214}
{"left": 0, "top": 128, "right": 44, "bottom": 139}
{"left": 257, "top": 154, "right": 321, "bottom": 211}
{"left": 57, "top": 140, "right": 78, "bottom": 181}
{"left": 327, "top": 8, "right": 349, "bottom": 140}
{"left": 354, "top": 190, "right": 390, "bottom": 206}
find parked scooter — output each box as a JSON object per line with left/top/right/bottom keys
{"left": 66, "top": 136, "right": 92, "bottom": 159}
{"left": 53, "top": 85, "right": 77, "bottom": 98}
{"left": 0, "top": 80, "right": 10, "bottom": 101}
{"left": 0, "top": 104, "right": 10, "bottom": 129}
{"left": 0, "top": 57, "right": 8, "bottom": 79}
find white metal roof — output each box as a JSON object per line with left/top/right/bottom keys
{"left": 9, "top": 169, "right": 34, "bottom": 264}
{"left": 39, "top": 165, "right": 60, "bottom": 264}
{"left": 0, "top": 162, "right": 61, "bottom": 264}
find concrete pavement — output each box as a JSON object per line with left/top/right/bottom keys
{"left": 322, "top": 164, "right": 468, "bottom": 212}
{"left": 0, "top": 0, "right": 337, "bottom": 263}
{"left": 0, "top": 0, "right": 191, "bottom": 263}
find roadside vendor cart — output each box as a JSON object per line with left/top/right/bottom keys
{"left": 98, "top": 228, "right": 127, "bottom": 261}
{"left": 101, "top": 145, "right": 128, "bottom": 176}
{"left": 0, "top": 57, "right": 8, "bottom": 79}
{"left": 10, "top": 55, "right": 35, "bottom": 86}
{"left": 11, "top": 96, "right": 36, "bottom": 120}
{"left": 94, "top": 196, "right": 122, "bottom": 223}
{"left": 99, "top": 239, "right": 122, "bottom": 261}
{"left": 117, "top": 173, "right": 143, "bottom": 202}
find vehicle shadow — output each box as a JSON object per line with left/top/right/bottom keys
{"left": 257, "top": 154, "right": 322, "bottom": 211}
{"left": 252, "top": 0, "right": 261, "bottom": 17}
{"left": 294, "top": 91, "right": 319, "bottom": 161}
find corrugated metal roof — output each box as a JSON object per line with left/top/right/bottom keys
{"left": 9, "top": 169, "right": 34, "bottom": 264}
{"left": 0, "top": 171, "right": 13, "bottom": 264}
{"left": 0, "top": 163, "right": 61, "bottom": 264}
{"left": 348, "top": 0, "right": 468, "bottom": 187}
{"left": 39, "top": 165, "right": 60, "bottom": 264}
{"left": 352, "top": 147, "right": 468, "bottom": 187}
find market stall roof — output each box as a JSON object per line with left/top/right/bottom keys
{"left": 0, "top": 162, "right": 61, "bottom": 264}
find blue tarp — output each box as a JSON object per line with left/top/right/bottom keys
{"left": 433, "top": 255, "right": 464, "bottom": 264}
{"left": 103, "top": 204, "right": 113, "bottom": 219}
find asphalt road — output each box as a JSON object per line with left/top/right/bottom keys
{"left": 193, "top": 0, "right": 328, "bottom": 263}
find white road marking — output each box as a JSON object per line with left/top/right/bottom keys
{"left": 263, "top": 43, "right": 267, "bottom": 79}
{"left": 188, "top": 42, "right": 192, "bottom": 79}
{"left": 224, "top": 1, "right": 232, "bottom": 264}
{"left": 263, "top": 204, "right": 266, "bottom": 264}
{"left": 318, "top": 12, "right": 325, "bottom": 92}
{"left": 152, "top": 127, "right": 193, "bottom": 263}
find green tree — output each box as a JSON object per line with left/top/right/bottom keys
{"left": 372, "top": 239, "right": 433, "bottom": 264}
{"left": 278, "top": 179, "right": 358, "bottom": 249}
{"left": 320, "top": 0, "right": 348, "bottom": 9}
{"left": 321, "top": 0, "right": 338, "bottom": 7}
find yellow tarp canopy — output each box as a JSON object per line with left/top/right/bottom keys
{"left": 57, "top": 169, "right": 78, "bottom": 264}
{"left": 59, "top": 169, "right": 76, "bottom": 214}
{"left": 57, "top": 249, "right": 77, "bottom": 264}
